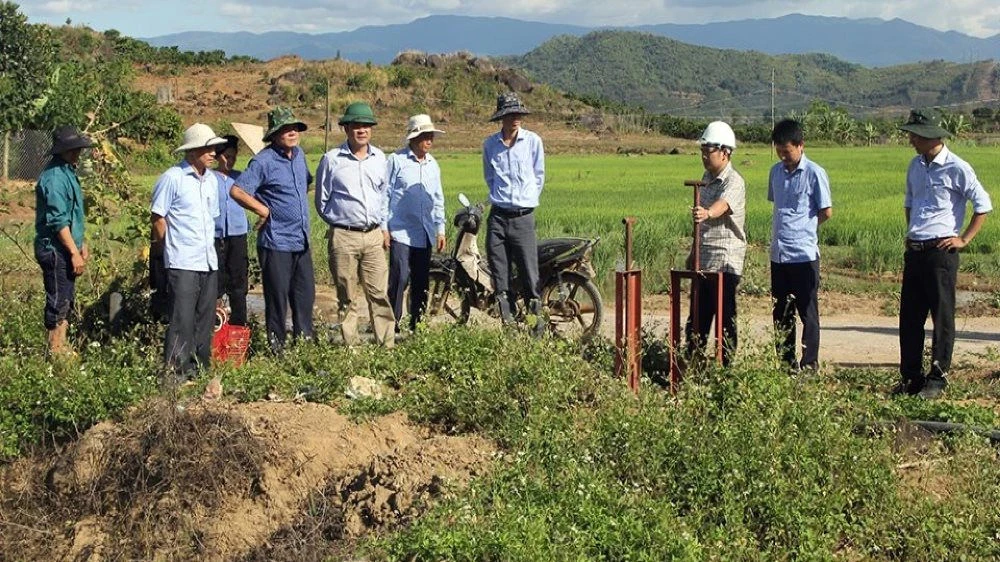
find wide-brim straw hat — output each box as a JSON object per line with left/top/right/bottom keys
{"left": 231, "top": 122, "right": 265, "bottom": 155}
{"left": 405, "top": 114, "right": 445, "bottom": 140}
{"left": 898, "top": 108, "right": 951, "bottom": 139}
{"left": 489, "top": 92, "right": 530, "bottom": 122}
{"left": 174, "top": 123, "right": 228, "bottom": 153}
{"left": 49, "top": 125, "right": 94, "bottom": 155}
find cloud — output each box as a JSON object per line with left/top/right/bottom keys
{"left": 22, "top": 0, "right": 1000, "bottom": 39}
{"left": 37, "top": 1, "right": 90, "bottom": 13}
{"left": 219, "top": 3, "right": 254, "bottom": 17}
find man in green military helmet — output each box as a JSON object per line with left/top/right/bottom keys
{"left": 315, "top": 101, "right": 395, "bottom": 347}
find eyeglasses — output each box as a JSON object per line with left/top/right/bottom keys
{"left": 700, "top": 144, "right": 723, "bottom": 154}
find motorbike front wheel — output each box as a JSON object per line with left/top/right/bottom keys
{"left": 427, "top": 270, "right": 471, "bottom": 324}
{"left": 540, "top": 273, "right": 603, "bottom": 340}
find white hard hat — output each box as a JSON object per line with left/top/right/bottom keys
{"left": 698, "top": 121, "right": 737, "bottom": 150}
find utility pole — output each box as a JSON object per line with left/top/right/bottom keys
{"left": 2, "top": 132, "right": 9, "bottom": 189}
{"left": 324, "top": 78, "right": 331, "bottom": 153}
{"left": 771, "top": 68, "right": 775, "bottom": 131}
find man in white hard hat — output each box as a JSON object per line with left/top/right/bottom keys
{"left": 686, "top": 121, "right": 746, "bottom": 367}
{"left": 386, "top": 114, "right": 447, "bottom": 332}
{"left": 151, "top": 123, "right": 227, "bottom": 380}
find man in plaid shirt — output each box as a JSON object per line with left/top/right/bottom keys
{"left": 686, "top": 121, "right": 747, "bottom": 367}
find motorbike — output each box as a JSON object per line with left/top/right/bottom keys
{"left": 427, "top": 194, "right": 604, "bottom": 339}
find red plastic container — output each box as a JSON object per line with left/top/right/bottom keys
{"left": 212, "top": 324, "right": 251, "bottom": 366}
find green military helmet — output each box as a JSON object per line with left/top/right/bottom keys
{"left": 338, "top": 101, "right": 378, "bottom": 126}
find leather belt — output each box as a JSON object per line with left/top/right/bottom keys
{"left": 492, "top": 206, "right": 534, "bottom": 218}
{"left": 905, "top": 237, "right": 947, "bottom": 251}
{"left": 333, "top": 223, "right": 380, "bottom": 233}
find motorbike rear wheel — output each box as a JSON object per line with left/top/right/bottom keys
{"left": 540, "top": 272, "right": 603, "bottom": 340}
{"left": 427, "top": 270, "right": 471, "bottom": 324}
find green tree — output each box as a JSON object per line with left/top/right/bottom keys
{"left": 0, "top": 1, "right": 56, "bottom": 131}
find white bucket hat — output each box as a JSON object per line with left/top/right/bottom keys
{"left": 174, "top": 123, "right": 228, "bottom": 153}
{"left": 404, "top": 114, "right": 445, "bottom": 141}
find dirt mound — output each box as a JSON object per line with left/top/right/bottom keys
{"left": 0, "top": 399, "right": 496, "bottom": 561}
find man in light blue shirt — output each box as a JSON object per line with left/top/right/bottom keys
{"left": 768, "top": 119, "right": 833, "bottom": 371}
{"left": 482, "top": 92, "right": 545, "bottom": 334}
{"left": 387, "top": 114, "right": 447, "bottom": 332}
{"left": 230, "top": 107, "right": 314, "bottom": 351}
{"left": 894, "top": 108, "right": 992, "bottom": 399}
{"left": 151, "top": 123, "right": 226, "bottom": 379}
{"left": 315, "top": 101, "right": 395, "bottom": 347}
{"left": 213, "top": 135, "right": 250, "bottom": 326}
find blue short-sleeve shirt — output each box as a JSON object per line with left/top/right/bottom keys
{"left": 150, "top": 161, "right": 219, "bottom": 272}
{"left": 482, "top": 127, "right": 545, "bottom": 210}
{"left": 386, "top": 148, "right": 446, "bottom": 248}
{"left": 905, "top": 146, "right": 992, "bottom": 241}
{"left": 236, "top": 145, "right": 312, "bottom": 252}
{"left": 214, "top": 170, "right": 249, "bottom": 238}
{"left": 767, "top": 154, "right": 832, "bottom": 263}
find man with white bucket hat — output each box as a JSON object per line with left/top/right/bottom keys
{"left": 386, "top": 114, "right": 447, "bottom": 332}
{"left": 151, "top": 123, "right": 227, "bottom": 380}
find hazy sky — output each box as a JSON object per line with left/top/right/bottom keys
{"left": 22, "top": 0, "right": 1000, "bottom": 38}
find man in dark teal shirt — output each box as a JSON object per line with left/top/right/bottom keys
{"left": 34, "top": 125, "right": 93, "bottom": 356}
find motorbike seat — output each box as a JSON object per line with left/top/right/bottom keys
{"left": 537, "top": 238, "right": 590, "bottom": 265}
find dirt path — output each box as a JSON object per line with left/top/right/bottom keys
{"left": 639, "top": 293, "right": 1000, "bottom": 368}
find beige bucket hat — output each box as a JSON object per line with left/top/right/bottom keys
{"left": 405, "top": 114, "right": 445, "bottom": 140}
{"left": 174, "top": 123, "right": 227, "bottom": 153}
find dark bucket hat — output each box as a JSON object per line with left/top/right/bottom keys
{"left": 215, "top": 134, "right": 240, "bottom": 154}
{"left": 338, "top": 101, "right": 378, "bottom": 126}
{"left": 489, "top": 92, "right": 530, "bottom": 122}
{"left": 898, "top": 108, "right": 951, "bottom": 139}
{"left": 263, "top": 106, "right": 308, "bottom": 142}
{"left": 49, "top": 125, "right": 94, "bottom": 155}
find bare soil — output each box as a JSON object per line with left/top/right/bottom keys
{"left": 0, "top": 400, "right": 496, "bottom": 561}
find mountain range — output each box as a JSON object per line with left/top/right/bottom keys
{"left": 143, "top": 14, "right": 1000, "bottom": 67}
{"left": 511, "top": 30, "right": 1000, "bottom": 115}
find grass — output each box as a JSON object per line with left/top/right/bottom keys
{"left": 3, "top": 292, "right": 998, "bottom": 559}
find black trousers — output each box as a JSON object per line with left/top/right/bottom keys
{"left": 486, "top": 210, "right": 540, "bottom": 317}
{"left": 149, "top": 251, "right": 170, "bottom": 324}
{"left": 771, "top": 260, "right": 821, "bottom": 369}
{"left": 215, "top": 234, "right": 249, "bottom": 326}
{"left": 35, "top": 245, "right": 77, "bottom": 330}
{"left": 258, "top": 246, "right": 315, "bottom": 350}
{"left": 685, "top": 272, "right": 740, "bottom": 367}
{"left": 899, "top": 248, "right": 958, "bottom": 380}
{"left": 388, "top": 239, "right": 431, "bottom": 331}
{"left": 164, "top": 269, "right": 217, "bottom": 377}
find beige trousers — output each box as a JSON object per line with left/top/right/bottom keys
{"left": 328, "top": 227, "right": 395, "bottom": 347}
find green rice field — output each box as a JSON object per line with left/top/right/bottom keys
{"left": 6, "top": 143, "right": 998, "bottom": 296}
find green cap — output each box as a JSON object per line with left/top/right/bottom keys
{"left": 338, "top": 101, "right": 378, "bottom": 126}
{"left": 263, "top": 106, "right": 307, "bottom": 142}
{"left": 898, "top": 108, "right": 951, "bottom": 139}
